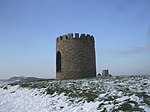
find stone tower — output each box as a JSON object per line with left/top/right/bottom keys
{"left": 102, "top": 69, "right": 109, "bottom": 77}
{"left": 56, "top": 33, "right": 96, "bottom": 80}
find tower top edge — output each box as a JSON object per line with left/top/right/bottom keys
{"left": 56, "top": 33, "right": 94, "bottom": 42}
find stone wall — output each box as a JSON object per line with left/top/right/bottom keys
{"left": 56, "top": 33, "right": 96, "bottom": 80}
{"left": 102, "top": 70, "right": 109, "bottom": 77}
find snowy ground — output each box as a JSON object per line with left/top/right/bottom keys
{"left": 0, "top": 76, "right": 150, "bottom": 112}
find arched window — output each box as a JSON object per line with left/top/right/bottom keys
{"left": 56, "top": 51, "right": 61, "bottom": 72}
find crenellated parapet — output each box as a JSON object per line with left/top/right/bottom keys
{"left": 56, "top": 33, "right": 94, "bottom": 42}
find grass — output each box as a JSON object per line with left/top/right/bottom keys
{"left": 46, "top": 87, "right": 98, "bottom": 102}
{"left": 46, "top": 87, "right": 72, "bottom": 95}
{"left": 113, "top": 102, "right": 144, "bottom": 112}
{"left": 136, "top": 92, "right": 150, "bottom": 106}
{"left": 4, "top": 76, "right": 150, "bottom": 111}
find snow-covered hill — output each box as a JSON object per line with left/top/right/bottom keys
{"left": 0, "top": 76, "right": 150, "bottom": 112}
{"left": 8, "top": 76, "right": 43, "bottom": 82}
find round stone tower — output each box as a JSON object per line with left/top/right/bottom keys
{"left": 56, "top": 33, "right": 96, "bottom": 80}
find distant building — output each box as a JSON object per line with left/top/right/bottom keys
{"left": 102, "top": 69, "right": 109, "bottom": 77}
{"left": 97, "top": 69, "right": 112, "bottom": 77}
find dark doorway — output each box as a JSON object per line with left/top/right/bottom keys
{"left": 56, "top": 51, "right": 61, "bottom": 72}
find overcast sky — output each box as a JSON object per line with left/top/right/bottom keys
{"left": 0, "top": 0, "right": 150, "bottom": 79}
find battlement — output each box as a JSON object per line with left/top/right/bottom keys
{"left": 56, "top": 33, "right": 94, "bottom": 42}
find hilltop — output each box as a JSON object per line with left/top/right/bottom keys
{"left": 0, "top": 76, "right": 150, "bottom": 112}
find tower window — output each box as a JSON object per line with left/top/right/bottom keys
{"left": 56, "top": 51, "right": 61, "bottom": 72}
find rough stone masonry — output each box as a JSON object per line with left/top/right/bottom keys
{"left": 56, "top": 33, "right": 96, "bottom": 80}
